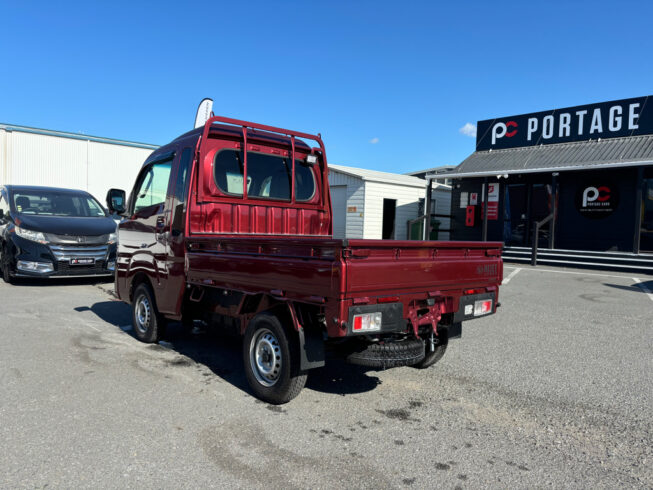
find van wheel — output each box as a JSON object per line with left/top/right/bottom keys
{"left": 1, "top": 245, "right": 13, "bottom": 284}
{"left": 243, "top": 313, "right": 307, "bottom": 404}
{"left": 132, "top": 283, "right": 164, "bottom": 343}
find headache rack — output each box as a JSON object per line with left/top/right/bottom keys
{"left": 198, "top": 116, "right": 328, "bottom": 203}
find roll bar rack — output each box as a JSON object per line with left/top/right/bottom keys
{"left": 197, "top": 115, "right": 328, "bottom": 202}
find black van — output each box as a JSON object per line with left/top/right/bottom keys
{"left": 0, "top": 185, "right": 117, "bottom": 282}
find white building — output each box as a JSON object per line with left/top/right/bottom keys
{"left": 0, "top": 123, "right": 157, "bottom": 202}
{"left": 328, "top": 164, "right": 451, "bottom": 240}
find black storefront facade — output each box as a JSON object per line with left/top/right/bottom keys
{"left": 430, "top": 95, "right": 653, "bottom": 261}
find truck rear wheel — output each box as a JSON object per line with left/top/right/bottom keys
{"left": 243, "top": 313, "right": 307, "bottom": 404}
{"left": 132, "top": 283, "right": 164, "bottom": 343}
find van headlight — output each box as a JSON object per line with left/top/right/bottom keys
{"left": 15, "top": 226, "right": 48, "bottom": 244}
{"left": 107, "top": 232, "right": 117, "bottom": 245}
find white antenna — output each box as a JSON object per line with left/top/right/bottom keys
{"left": 194, "top": 98, "right": 214, "bottom": 128}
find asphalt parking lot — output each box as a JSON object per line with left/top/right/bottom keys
{"left": 1, "top": 266, "right": 652, "bottom": 489}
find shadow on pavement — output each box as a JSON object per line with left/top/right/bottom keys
{"left": 603, "top": 281, "right": 653, "bottom": 293}
{"left": 75, "top": 300, "right": 382, "bottom": 399}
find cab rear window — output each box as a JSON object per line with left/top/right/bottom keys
{"left": 214, "top": 149, "right": 316, "bottom": 202}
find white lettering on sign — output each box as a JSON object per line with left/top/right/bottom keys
{"left": 582, "top": 186, "right": 599, "bottom": 207}
{"left": 590, "top": 108, "right": 603, "bottom": 134}
{"left": 542, "top": 115, "right": 554, "bottom": 139}
{"left": 576, "top": 110, "right": 587, "bottom": 135}
{"left": 527, "top": 118, "right": 538, "bottom": 141}
{"left": 628, "top": 103, "right": 640, "bottom": 129}
{"left": 492, "top": 122, "right": 507, "bottom": 145}
{"left": 481, "top": 97, "right": 650, "bottom": 150}
{"left": 609, "top": 106, "right": 622, "bottom": 131}
{"left": 559, "top": 113, "right": 571, "bottom": 137}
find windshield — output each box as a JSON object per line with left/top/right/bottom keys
{"left": 12, "top": 191, "right": 107, "bottom": 217}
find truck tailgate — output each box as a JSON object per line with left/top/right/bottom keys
{"left": 343, "top": 240, "right": 503, "bottom": 297}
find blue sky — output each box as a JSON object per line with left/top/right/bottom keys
{"left": 1, "top": 1, "right": 652, "bottom": 174}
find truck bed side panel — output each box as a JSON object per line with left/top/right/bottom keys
{"left": 343, "top": 240, "right": 503, "bottom": 296}
{"left": 185, "top": 237, "right": 344, "bottom": 301}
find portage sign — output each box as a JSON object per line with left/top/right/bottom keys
{"left": 476, "top": 96, "right": 652, "bottom": 151}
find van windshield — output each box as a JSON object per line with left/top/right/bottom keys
{"left": 12, "top": 191, "right": 107, "bottom": 217}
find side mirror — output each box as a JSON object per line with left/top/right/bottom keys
{"left": 106, "top": 188, "right": 126, "bottom": 214}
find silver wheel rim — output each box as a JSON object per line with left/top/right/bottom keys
{"left": 135, "top": 294, "right": 151, "bottom": 334}
{"left": 249, "top": 328, "right": 282, "bottom": 387}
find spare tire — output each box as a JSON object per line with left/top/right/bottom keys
{"left": 346, "top": 338, "right": 425, "bottom": 368}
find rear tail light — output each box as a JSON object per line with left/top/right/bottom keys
{"left": 352, "top": 312, "right": 382, "bottom": 332}
{"left": 464, "top": 288, "right": 484, "bottom": 295}
{"left": 473, "top": 299, "right": 493, "bottom": 316}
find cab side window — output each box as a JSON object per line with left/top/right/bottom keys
{"left": 171, "top": 148, "right": 192, "bottom": 232}
{"left": 133, "top": 160, "right": 172, "bottom": 213}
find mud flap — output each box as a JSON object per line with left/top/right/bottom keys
{"left": 446, "top": 321, "right": 462, "bottom": 339}
{"left": 298, "top": 328, "right": 325, "bottom": 371}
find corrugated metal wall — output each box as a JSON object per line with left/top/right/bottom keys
{"left": 0, "top": 128, "right": 154, "bottom": 202}
{"left": 328, "top": 170, "right": 365, "bottom": 238}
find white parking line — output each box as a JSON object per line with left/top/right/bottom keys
{"left": 502, "top": 267, "right": 522, "bottom": 285}
{"left": 633, "top": 278, "right": 653, "bottom": 302}
{"left": 504, "top": 266, "right": 640, "bottom": 280}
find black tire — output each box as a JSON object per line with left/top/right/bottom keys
{"left": 346, "top": 338, "right": 425, "bottom": 368}
{"left": 413, "top": 333, "right": 448, "bottom": 369}
{"left": 243, "top": 313, "right": 307, "bottom": 404}
{"left": 132, "top": 283, "right": 165, "bottom": 343}
{"left": 1, "top": 245, "right": 13, "bottom": 284}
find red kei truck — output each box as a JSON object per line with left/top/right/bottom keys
{"left": 106, "top": 116, "right": 503, "bottom": 404}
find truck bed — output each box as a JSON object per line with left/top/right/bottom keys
{"left": 185, "top": 236, "right": 503, "bottom": 336}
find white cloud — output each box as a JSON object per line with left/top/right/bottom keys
{"left": 369, "top": 137, "right": 379, "bottom": 144}
{"left": 459, "top": 122, "right": 477, "bottom": 138}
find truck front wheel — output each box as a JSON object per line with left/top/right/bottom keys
{"left": 243, "top": 313, "right": 307, "bottom": 404}
{"left": 132, "top": 283, "right": 164, "bottom": 343}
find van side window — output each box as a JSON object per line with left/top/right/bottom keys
{"left": 133, "top": 160, "right": 172, "bottom": 213}
{"left": 213, "top": 150, "right": 316, "bottom": 201}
